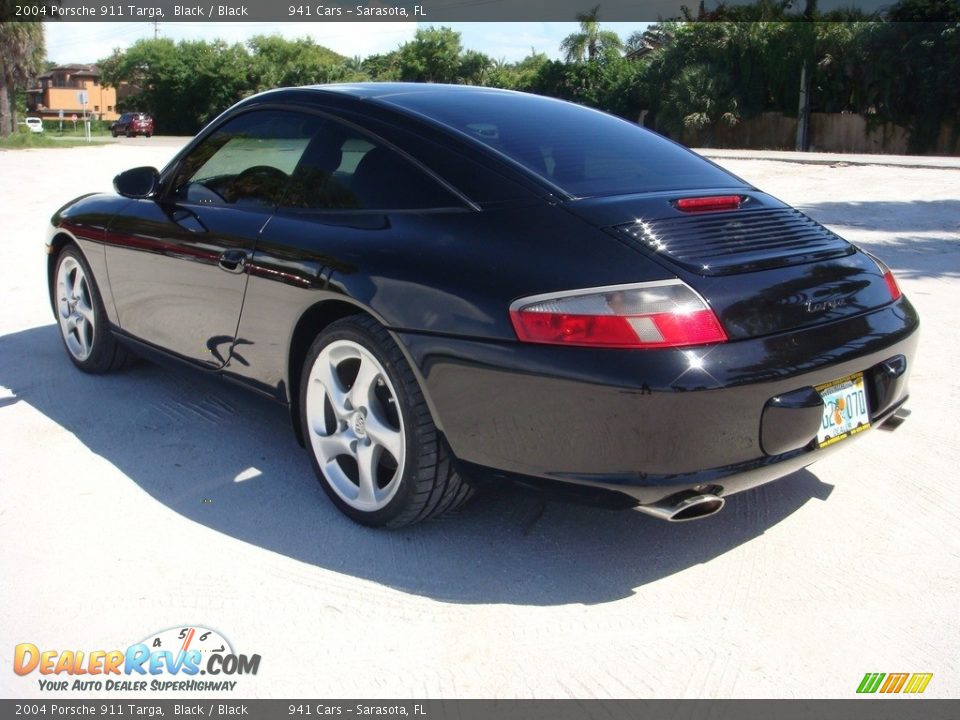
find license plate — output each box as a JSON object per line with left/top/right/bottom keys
{"left": 816, "top": 372, "right": 871, "bottom": 448}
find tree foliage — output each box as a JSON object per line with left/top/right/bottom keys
{"left": 0, "top": 17, "right": 45, "bottom": 136}
{"left": 629, "top": 0, "right": 960, "bottom": 151}
{"left": 88, "top": 1, "right": 960, "bottom": 152}
{"left": 100, "top": 38, "right": 250, "bottom": 134}
{"left": 248, "top": 35, "right": 358, "bottom": 91}
{"left": 99, "top": 36, "right": 354, "bottom": 134}
{"left": 394, "top": 27, "right": 497, "bottom": 85}
{"left": 560, "top": 5, "right": 624, "bottom": 62}
{"left": 857, "top": 8, "right": 960, "bottom": 151}
{"left": 396, "top": 27, "right": 464, "bottom": 82}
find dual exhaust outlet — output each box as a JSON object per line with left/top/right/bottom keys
{"left": 635, "top": 490, "right": 725, "bottom": 522}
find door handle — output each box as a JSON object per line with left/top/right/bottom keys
{"left": 218, "top": 250, "right": 248, "bottom": 273}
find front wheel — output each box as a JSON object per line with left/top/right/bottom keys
{"left": 53, "top": 246, "right": 130, "bottom": 373}
{"left": 300, "top": 316, "right": 473, "bottom": 527}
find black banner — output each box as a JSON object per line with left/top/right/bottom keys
{"left": 2, "top": 700, "right": 960, "bottom": 719}
{"left": 4, "top": 0, "right": 959, "bottom": 23}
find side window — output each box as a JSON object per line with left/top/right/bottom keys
{"left": 171, "top": 110, "right": 322, "bottom": 209}
{"left": 281, "top": 120, "right": 461, "bottom": 211}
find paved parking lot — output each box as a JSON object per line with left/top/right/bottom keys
{"left": 1, "top": 141, "right": 958, "bottom": 698}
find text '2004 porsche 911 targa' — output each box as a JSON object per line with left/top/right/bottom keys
{"left": 46, "top": 84, "right": 918, "bottom": 527}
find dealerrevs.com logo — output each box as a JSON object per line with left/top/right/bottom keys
{"left": 13, "top": 626, "right": 261, "bottom": 692}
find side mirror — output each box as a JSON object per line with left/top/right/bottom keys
{"left": 114, "top": 166, "right": 160, "bottom": 199}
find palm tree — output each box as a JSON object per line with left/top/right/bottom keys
{"left": 560, "top": 5, "right": 624, "bottom": 63}
{"left": 663, "top": 63, "right": 740, "bottom": 146}
{"left": 0, "top": 20, "right": 45, "bottom": 137}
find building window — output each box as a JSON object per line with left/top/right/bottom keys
{"left": 94, "top": 105, "right": 99, "bottom": 111}
{"left": 108, "top": 106, "right": 113, "bottom": 112}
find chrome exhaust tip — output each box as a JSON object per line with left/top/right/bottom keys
{"left": 636, "top": 492, "right": 725, "bottom": 522}
{"left": 879, "top": 407, "right": 911, "bottom": 431}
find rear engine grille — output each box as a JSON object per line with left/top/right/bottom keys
{"left": 617, "top": 208, "right": 852, "bottom": 276}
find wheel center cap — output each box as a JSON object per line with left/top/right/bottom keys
{"left": 350, "top": 412, "right": 367, "bottom": 437}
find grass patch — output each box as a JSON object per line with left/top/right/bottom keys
{"left": 44, "top": 126, "right": 113, "bottom": 139}
{"left": 0, "top": 131, "right": 107, "bottom": 149}
{"left": 41, "top": 119, "right": 113, "bottom": 136}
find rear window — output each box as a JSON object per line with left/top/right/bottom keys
{"left": 381, "top": 91, "right": 740, "bottom": 198}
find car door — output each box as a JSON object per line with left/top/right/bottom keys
{"left": 222, "top": 116, "right": 471, "bottom": 396}
{"left": 106, "top": 109, "right": 323, "bottom": 366}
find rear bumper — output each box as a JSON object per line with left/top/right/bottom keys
{"left": 396, "top": 297, "right": 919, "bottom": 506}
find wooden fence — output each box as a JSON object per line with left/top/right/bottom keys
{"left": 682, "top": 112, "right": 959, "bottom": 155}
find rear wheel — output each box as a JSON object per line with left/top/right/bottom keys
{"left": 54, "top": 246, "right": 130, "bottom": 373}
{"left": 300, "top": 316, "right": 473, "bottom": 527}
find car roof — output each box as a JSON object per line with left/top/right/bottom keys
{"left": 299, "top": 83, "right": 519, "bottom": 101}
{"left": 246, "top": 83, "right": 525, "bottom": 111}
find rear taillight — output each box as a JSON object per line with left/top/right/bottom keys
{"left": 674, "top": 195, "right": 741, "bottom": 212}
{"left": 865, "top": 252, "right": 902, "bottom": 301}
{"left": 509, "top": 280, "right": 728, "bottom": 349}
{"left": 883, "top": 271, "right": 902, "bottom": 301}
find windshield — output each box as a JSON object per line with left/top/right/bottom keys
{"left": 381, "top": 90, "right": 743, "bottom": 198}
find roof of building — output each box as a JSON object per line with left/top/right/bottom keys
{"left": 38, "top": 64, "right": 101, "bottom": 79}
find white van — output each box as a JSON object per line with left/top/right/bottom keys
{"left": 24, "top": 117, "right": 43, "bottom": 133}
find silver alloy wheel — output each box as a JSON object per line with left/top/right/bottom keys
{"left": 56, "top": 255, "right": 96, "bottom": 362}
{"left": 305, "top": 339, "right": 406, "bottom": 512}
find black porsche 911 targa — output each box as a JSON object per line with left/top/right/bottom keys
{"left": 47, "top": 84, "right": 918, "bottom": 527}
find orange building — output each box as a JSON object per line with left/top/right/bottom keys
{"left": 27, "top": 65, "right": 120, "bottom": 122}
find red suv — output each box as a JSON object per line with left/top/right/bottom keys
{"left": 111, "top": 112, "right": 154, "bottom": 138}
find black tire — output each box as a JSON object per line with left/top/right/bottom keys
{"left": 145, "top": 133, "right": 152, "bottom": 138}
{"left": 111, "top": 129, "right": 118, "bottom": 138}
{"left": 299, "top": 315, "right": 473, "bottom": 527}
{"left": 52, "top": 245, "right": 131, "bottom": 374}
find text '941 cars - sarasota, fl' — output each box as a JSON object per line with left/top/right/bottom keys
{"left": 47, "top": 84, "right": 918, "bottom": 527}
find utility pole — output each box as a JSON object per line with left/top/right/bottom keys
{"left": 153, "top": 22, "right": 159, "bottom": 40}
{"left": 795, "top": 61, "right": 809, "bottom": 151}
{"left": 795, "top": 0, "right": 817, "bottom": 152}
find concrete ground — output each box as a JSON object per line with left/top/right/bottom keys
{"left": 1, "top": 140, "right": 958, "bottom": 699}
{"left": 696, "top": 147, "right": 960, "bottom": 170}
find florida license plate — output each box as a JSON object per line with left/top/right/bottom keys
{"left": 816, "top": 372, "right": 871, "bottom": 448}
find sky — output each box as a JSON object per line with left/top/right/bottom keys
{"left": 45, "top": 21, "right": 650, "bottom": 66}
